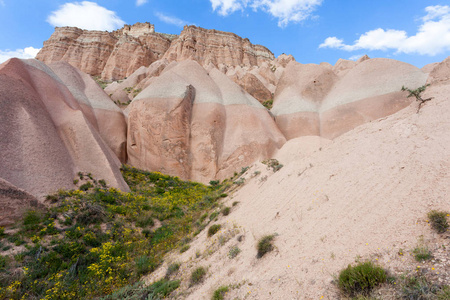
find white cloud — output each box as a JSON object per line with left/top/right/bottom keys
{"left": 348, "top": 54, "right": 365, "bottom": 61}
{"left": 155, "top": 12, "right": 191, "bottom": 28}
{"left": 136, "top": 0, "right": 148, "bottom": 6}
{"left": 319, "top": 5, "right": 450, "bottom": 56}
{"left": 210, "top": 0, "right": 322, "bottom": 27}
{"left": 0, "top": 47, "right": 41, "bottom": 64}
{"left": 47, "top": 1, "right": 125, "bottom": 31}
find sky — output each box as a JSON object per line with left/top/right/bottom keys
{"left": 0, "top": 0, "right": 449, "bottom": 68}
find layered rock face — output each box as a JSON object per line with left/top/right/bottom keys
{"left": 36, "top": 23, "right": 173, "bottom": 80}
{"left": 0, "top": 58, "right": 129, "bottom": 200}
{"left": 127, "top": 60, "right": 286, "bottom": 182}
{"left": 272, "top": 58, "right": 428, "bottom": 140}
{"left": 163, "top": 25, "right": 274, "bottom": 67}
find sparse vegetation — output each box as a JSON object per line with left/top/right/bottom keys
{"left": 257, "top": 234, "right": 275, "bottom": 258}
{"left": 212, "top": 286, "right": 229, "bottom": 300}
{"left": 401, "top": 84, "right": 432, "bottom": 113}
{"left": 401, "top": 275, "right": 449, "bottom": 300}
{"left": 228, "top": 246, "right": 241, "bottom": 259}
{"left": 165, "top": 262, "right": 180, "bottom": 278}
{"left": 101, "top": 279, "right": 180, "bottom": 300}
{"left": 413, "top": 245, "right": 432, "bottom": 261}
{"left": 93, "top": 76, "right": 109, "bottom": 89}
{"left": 262, "top": 99, "right": 273, "bottom": 110}
{"left": 262, "top": 158, "right": 284, "bottom": 172}
{"left": 208, "top": 224, "right": 222, "bottom": 237}
{"left": 337, "top": 261, "right": 386, "bottom": 296}
{"left": 180, "top": 244, "right": 190, "bottom": 253}
{"left": 190, "top": 267, "right": 206, "bottom": 286}
{"left": 427, "top": 210, "right": 449, "bottom": 233}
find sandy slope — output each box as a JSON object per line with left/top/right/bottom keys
{"left": 145, "top": 80, "right": 450, "bottom": 299}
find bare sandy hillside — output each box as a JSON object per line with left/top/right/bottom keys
{"left": 145, "top": 77, "right": 450, "bottom": 299}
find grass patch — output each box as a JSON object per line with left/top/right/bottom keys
{"left": 208, "top": 224, "right": 222, "bottom": 237}
{"left": 428, "top": 210, "right": 449, "bottom": 233}
{"left": 257, "top": 234, "right": 275, "bottom": 258}
{"left": 165, "top": 262, "right": 180, "bottom": 278}
{"left": 413, "top": 245, "right": 432, "bottom": 261}
{"left": 190, "top": 267, "right": 206, "bottom": 286}
{"left": 228, "top": 246, "right": 241, "bottom": 259}
{"left": 212, "top": 285, "right": 229, "bottom": 300}
{"left": 401, "top": 275, "right": 445, "bottom": 299}
{"left": 337, "top": 261, "right": 386, "bottom": 296}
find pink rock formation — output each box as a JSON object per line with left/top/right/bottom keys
{"left": 126, "top": 60, "right": 285, "bottom": 182}
{"left": 272, "top": 58, "right": 428, "bottom": 140}
{"left": 0, "top": 58, "right": 129, "bottom": 199}
{"left": 427, "top": 56, "right": 450, "bottom": 85}
{"left": 36, "top": 23, "right": 173, "bottom": 80}
{"left": 48, "top": 61, "right": 128, "bottom": 162}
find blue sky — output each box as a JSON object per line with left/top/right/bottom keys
{"left": 0, "top": 0, "right": 449, "bottom": 67}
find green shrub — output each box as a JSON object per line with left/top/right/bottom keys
{"left": 166, "top": 262, "right": 180, "bottom": 278}
{"left": 228, "top": 246, "right": 241, "bottom": 259}
{"left": 428, "top": 210, "right": 449, "bottom": 233}
{"left": 232, "top": 201, "right": 239, "bottom": 206}
{"left": 190, "top": 267, "right": 206, "bottom": 286}
{"left": 208, "top": 224, "right": 221, "bottom": 237}
{"left": 79, "top": 182, "right": 93, "bottom": 191}
{"left": 257, "top": 234, "right": 275, "bottom": 258}
{"left": 413, "top": 245, "right": 432, "bottom": 261}
{"left": 212, "top": 286, "right": 229, "bottom": 300}
{"left": 337, "top": 261, "right": 386, "bottom": 296}
{"left": 221, "top": 207, "right": 231, "bottom": 216}
{"left": 73, "top": 179, "right": 79, "bottom": 185}
{"left": 180, "top": 244, "right": 190, "bottom": 253}
{"left": 135, "top": 255, "right": 155, "bottom": 276}
{"left": 209, "top": 212, "right": 219, "bottom": 221}
{"left": 262, "top": 159, "right": 283, "bottom": 172}
{"left": 23, "top": 210, "right": 41, "bottom": 226}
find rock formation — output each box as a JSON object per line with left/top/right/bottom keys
{"left": 0, "top": 58, "right": 129, "bottom": 200}
{"left": 272, "top": 58, "right": 428, "bottom": 140}
{"left": 162, "top": 25, "right": 274, "bottom": 67}
{"left": 126, "top": 60, "right": 286, "bottom": 182}
{"left": 36, "top": 23, "right": 173, "bottom": 80}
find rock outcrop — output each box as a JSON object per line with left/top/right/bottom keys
{"left": 36, "top": 23, "right": 173, "bottom": 80}
{"left": 162, "top": 25, "right": 274, "bottom": 68}
{"left": 0, "top": 58, "right": 129, "bottom": 199}
{"left": 272, "top": 58, "right": 428, "bottom": 140}
{"left": 126, "top": 60, "right": 286, "bottom": 182}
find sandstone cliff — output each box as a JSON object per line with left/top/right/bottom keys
{"left": 36, "top": 22, "right": 173, "bottom": 80}
{"left": 162, "top": 25, "right": 274, "bottom": 67}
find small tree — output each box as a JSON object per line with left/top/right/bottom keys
{"left": 401, "top": 84, "right": 432, "bottom": 113}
